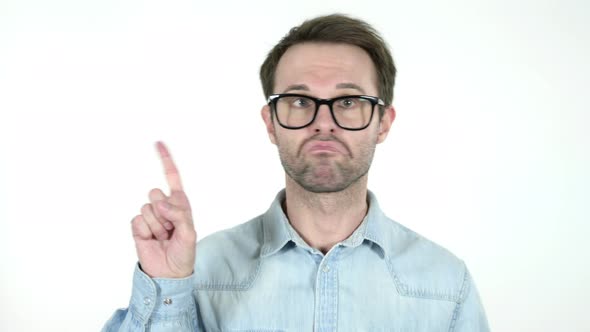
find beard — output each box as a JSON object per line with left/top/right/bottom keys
{"left": 277, "top": 134, "right": 376, "bottom": 193}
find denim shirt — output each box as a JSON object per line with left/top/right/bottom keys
{"left": 103, "top": 190, "right": 490, "bottom": 332}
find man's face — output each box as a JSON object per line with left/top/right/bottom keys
{"left": 261, "top": 42, "right": 395, "bottom": 193}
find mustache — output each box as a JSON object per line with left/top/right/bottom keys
{"left": 297, "top": 134, "right": 353, "bottom": 157}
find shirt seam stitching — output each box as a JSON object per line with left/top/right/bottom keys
{"left": 385, "top": 255, "right": 461, "bottom": 302}
{"left": 448, "top": 262, "right": 470, "bottom": 332}
{"left": 195, "top": 258, "right": 262, "bottom": 291}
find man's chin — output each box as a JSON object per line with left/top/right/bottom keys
{"left": 283, "top": 159, "right": 361, "bottom": 193}
{"left": 296, "top": 175, "right": 351, "bottom": 193}
{"left": 301, "top": 184, "right": 348, "bottom": 194}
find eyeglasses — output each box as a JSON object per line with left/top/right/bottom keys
{"left": 267, "top": 94, "right": 385, "bottom": 130}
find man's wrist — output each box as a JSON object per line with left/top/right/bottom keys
{"left": 130, "top": 263, "right": 196, "bottom": 324}
{"left": 138, "top": 262, "right": 194, "bottom": 279}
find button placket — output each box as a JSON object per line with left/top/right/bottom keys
{"left": 314, "top": 247, "right": 340, "bottom": 332}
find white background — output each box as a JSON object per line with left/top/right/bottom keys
{"left": 1, "top": 0, "right": 588, "bottom": 331}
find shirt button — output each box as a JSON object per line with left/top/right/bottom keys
{"left": 322, "top": 265, "right": 330, "bottom": 273}
{"left": 163, "top": 298, "right": 173, "bottom": 305}
{"left": 143, "top": 297, "right": 152, "bottom": 306}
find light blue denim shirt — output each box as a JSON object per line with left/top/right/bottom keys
{"left": 103, "top": 190, "right": 489, "bottom": 331}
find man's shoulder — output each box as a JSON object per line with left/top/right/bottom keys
{"left": 377, "top": 216, "right": 470, "bottom": 303}
{"left": 193, "top": 215, "right": 264, "bottom": 289}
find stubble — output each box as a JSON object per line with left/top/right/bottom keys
{"left": 277, "top": 133, "right": 377, "bottom": 193}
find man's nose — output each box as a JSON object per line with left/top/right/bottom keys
{"left": 312, "top": 104, "right": 336, "bottom": 132}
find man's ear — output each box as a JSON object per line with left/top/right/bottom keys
{"left": 376, "top": 105, "right": 396, "bottom": 144}
{"left": 261, "top": 105, "right": 277, "bottom": 145}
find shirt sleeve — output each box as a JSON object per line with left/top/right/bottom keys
{"left": 449, "top": 265, "right": 491, "bottom": 332}
{"left": 102, "top": 263, "right": 201, "bottom": 332}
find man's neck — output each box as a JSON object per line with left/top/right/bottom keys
{"left": 283, "top": 175, "right": 369, "bottom": 254}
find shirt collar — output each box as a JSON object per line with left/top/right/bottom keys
{"left": 361, "top": 190, "right": 389, "bottom": 253}
{"left": 260, "top": 190, "right": 293, "bottom": 257}
{"left": 260, "top": 189, "right": 390, "bottom": 258}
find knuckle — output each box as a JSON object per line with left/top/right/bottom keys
{"left": 131, "top": 217, "right": 139, "bottom": 229}
{"left": 131, "top": 217, "right": 149, "bottom": 236}
{"left": 149, "top": 188, "right": 165, "bottom": 201}
{"left": 143, "top": 218, "right": 165, "bottom": 237}
{"left": 170, "top": 207, "right": 188, "bottom": 221}
{"left": 131, "top": 221, "right": 142, "bottom": 233}
{"left": 141, "top": 203, "right": 152, "bottom": 215}
{"left": 170, "top": 190, "right": 188, "bottom": 203}
{"left": 133, "top": 215, "right": 147, "bottom": 227}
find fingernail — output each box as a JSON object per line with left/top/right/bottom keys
{"left": 163, "top": 221, "right": 174, "bottom": 230}
{"left": 159, "top": 201, "right": 170, "bottom": 211}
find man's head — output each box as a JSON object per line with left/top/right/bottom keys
{"left": 260, "top": 14, "right": 396, "bottom": 110}
{"left": 260, "top": 14, "right": 396, "bottom": 193}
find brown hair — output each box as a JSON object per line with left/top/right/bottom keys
{"left": 259, "top": 14, "right": 397, "bottom": 112}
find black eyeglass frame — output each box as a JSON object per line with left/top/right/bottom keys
{"left": 267, "top": 93, "right": 386, "bottom": 131}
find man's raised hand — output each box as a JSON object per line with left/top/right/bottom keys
{"left": 130, "top": 141, "right": 196, "bottom": 278}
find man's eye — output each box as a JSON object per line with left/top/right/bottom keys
{"left": 293, "top": 98, "right": 311, "bottom": 107}
{"left": 338, "top": 98, "right": 356, "bottom": 108}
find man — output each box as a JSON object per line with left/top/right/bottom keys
{"left": 103, "top": 14, "right": 490, "bottom": 332}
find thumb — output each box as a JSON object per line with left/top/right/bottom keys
{"left": 157, "top": 200, "right": 192, "bottom": 226}
{"left": 157, "top": 200, "right": 196, "bottom": 244}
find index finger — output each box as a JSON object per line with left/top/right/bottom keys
{"left": 155, "top": 141, "right": 184, "bottom": 192}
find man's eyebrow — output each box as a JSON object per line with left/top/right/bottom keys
{"left": 336, "top": 83, "right": 366, "bottom": 94}
{"left": 283, "top": 84, "right": 310, "bottom": 93}
{"left": 283, "top": 83, "right": 366, "bottom": 94}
